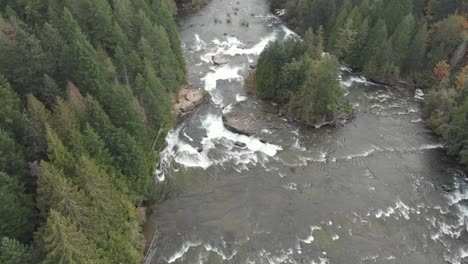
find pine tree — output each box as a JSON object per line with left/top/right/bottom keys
{"left": 327, "top": 5, "right": 350, "bottom": 50}
{"left": 0, "top": 237, "right": 34, "bottom": 264}
{"left": 36, "top": 162, "right": 87, "bottom": 222}
{"left": 37, "top": 210, "right": 103, "bottom": 264}
{"left": 0, "top": 172, "right": 35, "bottom": 243}
{"left": 24, "top": 95, "right": 49, "bottom": 161}
{"left": 403, "top": 21, "right": 428, "bottom": 75}
{"left": 288, "top": 56, "right": 344, "bottom": 123}
{"left": 384, "top": 0, "right": 413, "bottom": 33}
{"left": 0, "top": 76, "right": 26, "bottom": 138}
{"left": 46, "top": 128, "right": 76, "bottom": 176}
{"left": 0, "top": 130, "right": 27, "bottom": 177}
{"left": 390, "top": 14, "right": 416, "bottom": 71}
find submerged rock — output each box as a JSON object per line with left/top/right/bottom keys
{"left": 222, "top": 112, "right": 256, "bottom": 136}
{"left": 441, "top": 184, "right": 454, "bottom": 193}
{"left": 212, "top": 55, "right": 229, "bottom": 65}
{"left": 173, "top": 85, "right": 205, "bottom": 120}
{"left": 234, "top": 141, "right": 247, "bottom": 148}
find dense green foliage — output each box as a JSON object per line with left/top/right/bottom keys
{"left": 0, "top": 0, "right": 186, "bottom": 262}
{"left": 270, "top": 0, "right": 467, "bottom": 166}
{"left": 271, "top": 0, "right": 466, "bottom": 84}
{"left": 255, "top": 29, "right": 352, "bottom": 124}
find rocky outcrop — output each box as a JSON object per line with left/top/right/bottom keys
{"left": 222, "top": 112, "right": 256, "bottom": 136}
{"left": 173, "top": 85, "right": 205, "bottom": 120}
{"left": 212, "top": 55, "right": 229, "bottom": 65}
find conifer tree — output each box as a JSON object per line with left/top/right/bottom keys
{"left": 0, "top": 237, "right": 34, "bottom": 264}
{"left": 0, "top": 172, "right": 35, "bottom": 243}
{"left": 403, "top": 21, "right": 428, "bottom": 75}
{"left": 390, "top": 14, "right": 416, "bottom": 71}
{"left": 37, "top": 210, "right": 103, "bottom": 264}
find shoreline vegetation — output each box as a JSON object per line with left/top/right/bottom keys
{"left": 0, "top": 0, "right": 192, "bottom": 262}
{"left": 262, "top": 0, "right": 467, "bottom": 166}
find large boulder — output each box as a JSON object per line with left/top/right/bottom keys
{"left": 212, "top": 55, "right": 229, "bottom": 65}
{"left": 222, "top": 112, "right": 256, "bottom": 136}
{"left": 174, "top": 85, "right": 205, "bottom": 119}
{"left": 186, "top": 89, "right": 203, "bottom": 104}
{"left": 180, "top": 100, "right": 196, "bottom": 112}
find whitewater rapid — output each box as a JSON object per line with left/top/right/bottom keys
{"left": 147, "top": 0, "right": 468, "bottom": 263}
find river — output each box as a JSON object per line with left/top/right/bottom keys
{"left": 144, "top": 0, "right": 468, "bottom": 263}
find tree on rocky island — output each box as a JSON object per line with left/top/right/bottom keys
{"left": 254, "top": 36, "right": 353, "bottom": 126}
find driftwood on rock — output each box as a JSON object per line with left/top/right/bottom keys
{"left": 173, "top": 85, "right": 205, "bottom": 120}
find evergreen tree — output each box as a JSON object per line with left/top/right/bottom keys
{"left": 390, "top": 14, "right": 416, "bottom": 71}
{"left": 0, "top": 76, "right": 26, "bottom": 138}
{"left": 0, "top": 172, "right": 35, "bottom": 242}
{"left": 403, "top": 21, "right": 428, "bottom": 75}
{"left": 24, "top": 95, "right": 49, "bottom": 161}
{"left": 0, "top": 130, "right": 27, "bottom": 177}
{"left": 37, "top": 210, "right": 103, "bottom": 264}
{"left": 0, "top": 237, "right": 34, "bottom": 264}
{"left": 383, "top": 0, "right": 413, "bottom": 33}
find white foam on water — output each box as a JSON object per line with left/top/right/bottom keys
{"left": 292, "top": 138, "right": 306, "bottom": 151}
{"left": 283, "top": 182, "right": 298, "bottom": 191}
{"left": 192, "top": 34, "right": 207, "bottom": 51}
{"left": 257, "top": 248, "right": 296, "bottom": 264}
{"left": 343, "top": 146, "right": 380, "bottom": 160}
{"left": 331, "top": 234, "right": 339, "bottom": 241}
{"left": 314, "top": 257, "right": 330, "bottom": 264}
{"left": 275, "top": 9, "right": 286, "bottom": 16}
{"left": 361, "top": 255, "right": 379, "bottom": 262}
{"left": 340, "top": 65, "right": 352, "bottom": 72}
{"left": 301, "top": 226, "right": 322, "bottom": 244}
{"left": 203, "top": 244, "right": 237, "bottom": 260}
{"left": 445, "top": 247, "right": 468, "bottom": 264}
{"left": 201, "top": 32, "right": 279, "bottom": 63}
{"left": 336, "top": 144, "right": 444, "bottom": 163}
{"left": 166, "top": 241, "right": 202, "bottom": 263}
{"left": 202, "top": 64, "right": 244, "bottom": 92}
{"left": 414, "top": 88, "right": 424, "bottom": 100}
{"left": 340, "top": 75, "right": 371, "bottom": 88}
{"left": 410, "top": 118, "right": 423, "bottom": 123}
{"left": 183, "top": 130, "right": 194, "bottom": 142}
{"left": 202, "top": 64, "right": 244, "bottom": 105}
{"left": 374, "top": 200, "right": 413, "bottom": 220}
{"left": 281, "top": 25, "right": 298, "bottom": 40}
{"left": 222, "top": 104, "right": 233, "bottom": 114}
{"left": 236, "top": 94, "right": 247, "bottom": 102}
{"left": 202, "top": 113, "right": 282, "bottom": 158}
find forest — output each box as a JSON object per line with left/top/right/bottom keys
{"left": 260, "top": 0, "right": 467, "bottom": 166}
{"left": 0, "top": 0, "right": 187, "bottom": 263}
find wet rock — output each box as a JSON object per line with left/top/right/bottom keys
{"left": 259, "top": 139, "right": 267, "bottom": 144}
{"left": 197, "top": 147, "right": 203, "bottom": 153}
{"left": 222, "top": 112, "right": 256, "bottom": 136}
{"left": 249, "top": 65, "right": 256, "bottom": 70}
{"left": 441, "top": 184, "right": 454, "bottom": 192}
{"left": 234, "top": 141, "right": 247, "bottom": 148}
{"left": 212, "top": 55, "right": 229, "bottom": 65}
{"left": 173, "top": 85, "right": 205, "bottom": 120}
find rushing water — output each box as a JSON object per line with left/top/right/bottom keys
{"left": 145, "top": 0, "right": 468, "bottom": 263}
